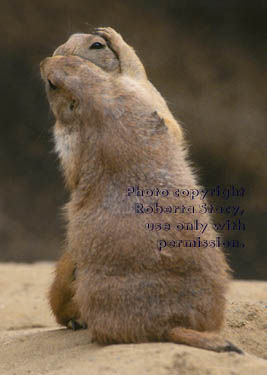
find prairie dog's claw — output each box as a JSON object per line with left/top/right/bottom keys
{"left": 67, "top": 319, "right": 87, "bottom": 330}
{"left": 93, "top": 27, "right": 123, "bottom": 46}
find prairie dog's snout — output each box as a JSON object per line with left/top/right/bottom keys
{"left": 40, "top": 56, "right": 84, "bottom": 96}
{"left": 40, "top": 56, "right": 62, "bottom": 77}
{"left": 40, "top": 56, "right": 64, "bottom": 90}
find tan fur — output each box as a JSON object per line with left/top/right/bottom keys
{"left": 40, "top": 28, "right": 241, "bottom": 353}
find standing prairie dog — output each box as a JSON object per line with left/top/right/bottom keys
{"left": 41, "top": 28, "right": 242, "bottom": 353}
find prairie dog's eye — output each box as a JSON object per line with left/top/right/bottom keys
{"left": 89, "top": 42, "right": 105, "bottom": 49}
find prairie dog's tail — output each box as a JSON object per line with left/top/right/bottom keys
{"left": 166, "top": 327, "right": 243, "bottom": 354}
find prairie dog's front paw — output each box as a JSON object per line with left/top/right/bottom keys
{"left": 93, "top": 27, "right": 124, "bottom": 51}
{"left": 67, "top": 319, "right": 88, "bottom": 330}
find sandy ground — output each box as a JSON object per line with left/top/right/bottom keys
{"left": 0, "top": 263, "right": 267, "bottom": 375}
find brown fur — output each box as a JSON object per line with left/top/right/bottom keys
{"left": 40, "top": 28, "right": 242, "bottom": 353}
{"left": 48, "top": 251, "right": 79, "bottom": 326}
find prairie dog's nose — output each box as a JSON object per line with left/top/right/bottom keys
{"left": 40, "top": 56, "right": 64, "bottom": 84}
{"left": 47, "top": 78, "right": 58, "bottom": 90}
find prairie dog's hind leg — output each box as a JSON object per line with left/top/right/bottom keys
{"left": 94, "top": 27, "right": 147, "bottom": 80}
{"left": 49, "top": 252, "right": 87, "bottom": 329}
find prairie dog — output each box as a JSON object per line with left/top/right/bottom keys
{"left": 41, "top": 29, "right": 241, "bottom": 353}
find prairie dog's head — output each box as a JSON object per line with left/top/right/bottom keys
{"left": 53, "top": 33, "right": 119, "bottom": 73}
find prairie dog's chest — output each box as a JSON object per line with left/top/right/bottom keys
{"left": 53, "top": 124, "right": 80, "bottom": 165}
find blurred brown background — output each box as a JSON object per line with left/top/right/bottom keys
{"left": 1, "top": 0, "right": 266, "bottom": 279}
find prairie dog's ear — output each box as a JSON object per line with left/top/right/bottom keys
{"left": 151, "top": 111, "right": 168, "bottom": 134}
